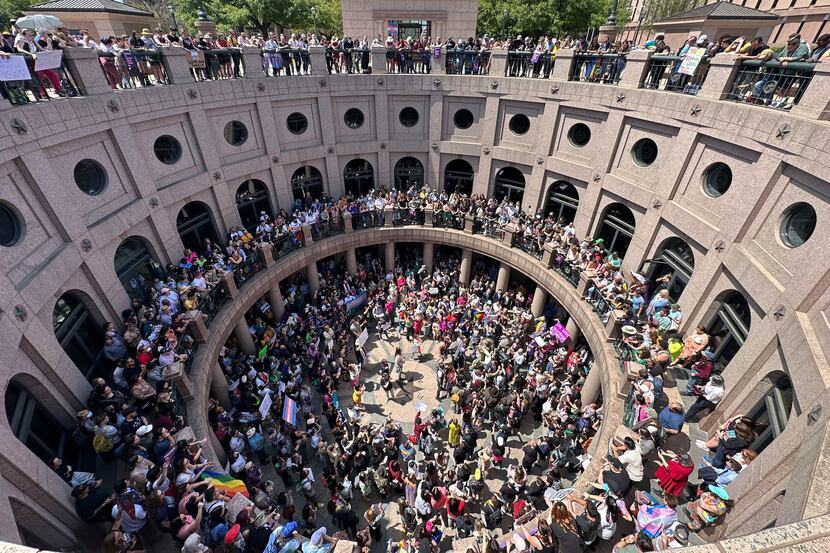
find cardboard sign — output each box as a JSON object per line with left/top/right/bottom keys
{"left": 34, "top": 50, "right": 62, "bottom": 71}
{"left": 258, "top": 393, "right": 272, "bottom": 419}
{"left": 0, "top": 56, "right": 32, "bottom": 81}
{"left": 678, "top": 48, "right": 706, "bottom": 76}
{"left": 358, "top": 328, "right": 369, "bottom": 349}
{"left": 551, "top": 322, "right": 571, "bottom": 343}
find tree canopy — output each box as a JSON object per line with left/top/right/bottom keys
{"left": 476, "top": 0, "right": 631, "bottom": 39}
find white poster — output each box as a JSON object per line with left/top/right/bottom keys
{"left": 0, "top": 56, "right": 32, "bottom": 82}
{"left": 34, "top": 50, "right": 63, "bottom": 71}
{"left": 678, "top": 48, "right": 706, "bottom": 76}
{"left": 358, "top": 328, "right": 369, "bottom": 349}
{"left": 258, "top": 393, "right": 272, "bottom": 419}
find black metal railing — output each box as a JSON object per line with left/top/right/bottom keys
{"left": 590, "top": 293, "right": 614, "bottom": 321}
{"left": 473, "top": 217, "right": 505, "bottom": 240}
{"left": 725, "top": 59, "right": 815, "bottom": 111}
{"left": 261, "top": 48, "right": 309, "bottom": 76}
{"left": 232, "top": 249, "right": 265, "bottom": 288}
{"left": 176, "top": 325, "right": 196, "bottom": 375}
{"left": 171, "top": 386, "right": 188, "bottom": 424}
{"left": 641, "top": 55, "right": 709, "bottom": 95}
{"left": 507, "top": 51, "right": 554, "bottom": 78}
{"left": 512, "top": 233, "right": 544, "bottom": 260}
{"left": 319, "top": 216, "right": 345, "bottom": 238}
{"left": 392, "top": 208, "right": 424, "bottom": 226}
{"left": 570, "top": 53, "right": 626, "bottom": 84}
{"left": 272, "top": 233, "right": 304, "bottom": 260}
{"left": 352, "top": 211, "right": 383, "bottom": 230}
{"left": 433, "top": 211, "right": 465, "bottom": 230}
{"left": 445, "top": 49, "right": 490, "bottom": 75}
{"left": 0, "top": 53, "right": 80, "bottom": 105}
{"left": 328, "top": 48, "right": 371, "bottom": 74}
{"left": 552, "top": 259, "right": 580, "bottom": 288}
{"left": 201, "top": 283, "right": 229, "bottom": 326}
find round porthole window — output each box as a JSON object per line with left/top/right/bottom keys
{"left": 73, "top": 159, "right": 108, "bottom": 195}
{"left": 631, "top": 138, "right": 658, "bottom": 167}
{"left": 224, "top": 120, "right": 248, "bottom": 146}
{"left": 399, "top": 107, "right": 419, "bottom": 128}
{"left": 153, "top": 135, "right": 182, "bottom": 165}
{"left": 0, "top": 202, "right": 23, "bottom": 247}
{"left": 568, "top": 123, "right": 591, "bottom": 147}
{"left": 702, "top": 162, "right": 732, "bottom": 197}
{"left": 780, "top": 202, "right": 816, "bottom": 248}
{"left": 344, "top": 108, "right": 364, "bottom": 129}
{"left": 508, "top": 114, "right": 531, "bottom": 136}
{"left": 286, "top": 112, "right": 308, "bottom": 135}
{"left": 454, "top": 108, "right": 474, "bottom": 130}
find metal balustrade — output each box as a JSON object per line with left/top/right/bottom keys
{"left": 726, "top": 59, "right": 815, "bottom": 111}
{"left": 445, "top": 50, "right": 490, "bottom": 75}
{"left": 512, "top": 233, "right": 544, "bottom": 260}
{"left": 507, "top": 51, "right": 554, "bottom": 78}
{"left": 232, "top": 249, "right": 265, "bottom": 289}
{"left": 641, "top": 54, "right": 709, "bottom": 95}
{"left": 176, "top": 325, "right": 196, "bottom": 375}
{"left": 352, "top": 211, "right": 383, "bottom": 229}
{"left": 552, "top": 258, "right": 581, "bottom": 288}
{"left": 0, "top": 53, "right": 80, "bottom": 104}
{"left": 260, "top": 48, "right": 309, "bottom": 76}
{"left": 201, "top": 283, "right": 229, "bottom": 326}
{"left": 473, "top": 217, "right": 505, "bottom": 240}
{"left": 319, "top": 216, "right": 345, "bottom": 238}
{"left": 327, "top": 48, "right": 371, "bottom": 74}
{"left": 570, "top": 52, "right": 626, "bottom": 84}
{"left": 433, "top": 211, "right": 466, "bottom": 230}
{"left": 272, "top": 233, "right": 304, "bottom": 260}
{"left": 392, "top": 208, "right": 423, "bottom": 226}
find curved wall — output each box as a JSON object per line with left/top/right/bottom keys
{"left": 0, "top": 71, "right": 829, "bottom": 546}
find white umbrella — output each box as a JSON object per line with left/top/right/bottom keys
{"left": 14, "top": 14, "right": 64, "bottom": 32}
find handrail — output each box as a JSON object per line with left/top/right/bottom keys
{"left": 726, "top": 58, "right": 816, "bottom": 111}
{"left": 641, "top": 54, "right": 710, "bottom": 95}
{"left": 570, "top": 52, "right": 627, "bottom": 84}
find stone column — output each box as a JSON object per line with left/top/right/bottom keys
{"left": 268, "top": 285, "right": 285, "bottom": 321}
{"left": 459, "top": 249, "right": 473, "bottom": 285}
{"left": 371, "top": 46, "right": 387, "bottom": 74}
{"left": 158, "top": 46, "right": 196, "bottom": 84}
{"left": 490, "top": 47, "right": 508, "bottom": 77}
{"left": 385, "top": 242, "right": 395, "bottom": 272}
{"left": 307, "top": 262, "right": 320, "bottom": 297}
{"left": 343, "top": 211, "right": 354, "bottom": 233}
{"left": 696, "top": 54, "right": 742, "bottom": 101}
{"left": 496, "top": 264, "right": 511, "bottom": 291}
{"left": 464, "top": 214, "right": 475, "bottom": 233}
{"left": 424, "top": 207, "right": 434, "bottom": 226}
{"left": 346, "top": 247, "right": 358, "bottom": 275}
{"left": 566, "top": 317, "right": 581, "bottom": 353}
{"left": 309, "top": 45, "right": 328, "bottom": 75}
{"left": 581, "top": 365, "right": 601, "bottom": 405}
{"left": 62, "top": 47, "right": 113, "bottom": 95}
{"left": 792, "top": 63, "right": 830, "bottom": 121}
{"left": 211, "top": 361, "right": 231, "bottom": 409}
{"left": 302, "top": 222, "right": 314, "bottom": 245}
{"left": 384, "top": 204, "right": 394, "bottom": 227}
{"left": 617, "top": 49, "right": 652, "bottom": 89}
{"left": 423, "top": 242, "right": 434, "bottom": 273}
{"left": 234, "top": 318, "right": 255, "bottom": 355}
{"left": 549, "top": 48, "right": 575, "bottom": 82}
{"left": 240, "top": 46, "right": 264, "bottom": 77}
{"left": 531, "top": 286, "right": 547, "bottom": 318}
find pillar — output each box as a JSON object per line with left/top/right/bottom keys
{"left": 211, "top": 361, "right": 231, "bottom": 410}
{"left": 496, "top": 264, "right": 511, "bottom": 291}
{"left": 490, "top": 48, "right": 508, "bottom": 77}
{"left": 423, "top": 242, "right": 434, "bottom": 273}
{"left": 459, "top": 249, "right": 472, "bottom": 285}
{"left": 346, "top": 247, "right": 358, "bottom": 275}
{"left": 696, "top": 54, "right": 742, "bottom": 101}
{"left": 158, "top": 46, "right": 196, "bottom": 84}
{"left": 307, "top": 262, "right": 320, "bottom": 297}
{"left": 566, "top": 317, "right": 581, "bottom": 353}
{"left": 268, "top": 285, "right": 285, "bottom": 321}
{"left": 234, "top": 318, "right": 255, "bottom": 355}
{"left": 62, "top": 47, "right": 113, "bottom": 95}
{"left": 309, "top": 45, "right": 328, "bottom": 75}
{"left": 617, "top": 49, "right": 653, "bottom": 89}
{"left": 581, "top": 365, "right": 601, "bottom": 405}
{"left": 385, "top": 242, "right": 395, "bottom": 272}
{"left": 371, "top": 45, "right": 387, "bottom": 74}
{"left": 531, "top": 286, "right": 547, "bottom": 318}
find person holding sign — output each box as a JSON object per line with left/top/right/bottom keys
{"left": 14, "top": 29, "right": 63, "bottom": 98}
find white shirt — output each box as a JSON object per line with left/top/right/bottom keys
{"left": 618, "top": 448, "right": 644, "bottom": 482}
{"left": 702, "top": 382, "right": 724, "bottom": 403}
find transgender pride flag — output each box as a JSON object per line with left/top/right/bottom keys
{"left": 282, "top": 397, "right": 298, "bottom": 426}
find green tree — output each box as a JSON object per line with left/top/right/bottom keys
{"left": 1, "top": 0, "right": 35, "bottom": 29}
{"left": 639, "top": 0, "right": 705, "bottom": 26}
{"left": 477, "top": 0, "right": 630, "bottom": 39}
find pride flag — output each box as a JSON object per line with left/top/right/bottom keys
{"left": 199, "top": 469, "right": 249, "bottom": 497}
{"left": 282, "top": 396, "right": 298, "bottom": 426}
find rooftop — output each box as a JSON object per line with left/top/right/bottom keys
{"left": 26, "top": 0, "right": 153, "bottom": 16}
{"left": 662, "top": 1, "right": 779, "bottom": 21}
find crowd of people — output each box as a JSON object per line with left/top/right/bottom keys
{"left": 51, "top": 180, "right": 757, "bottom": 553}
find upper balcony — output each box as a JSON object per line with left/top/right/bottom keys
{"left": 1, "top": 45, "right": 828, "bottom": 122}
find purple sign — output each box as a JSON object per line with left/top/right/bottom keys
{"left": 551, "top": 322, "right": 571, "bottom": 343}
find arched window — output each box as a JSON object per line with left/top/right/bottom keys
{"left": 494, "top": 166, "right": 526, "bottom": 204}
{"left": 394, "top": 157, "right": 424, "bottom": 190}
{"left": 236, "top": 180, "right": 273, "bottom": 231}
{"left": 596, "top": 203, "right": 636, "bottom": 259}
{"left": 708, "top": 290, "right": 751, "bottom": 370}
{"left": 544, "top": 181, "right": 579, "bottom": 224}
{"left": 53, "top": 293, "right": 104, "bottom": 381}
{"left": 746, "top": 374, "right": 794, "bottom": 454}
{"left": 5, "top": 378, "right": 81, "bottom": 469}
{"left": 176, "top": 202, "right": 218, "bottom": 253}
{"left": 343, "top": 159, "right": 374, "bottom": 197}
{"left": 291, "top": 166, "right": 325, "bottom": 203}
{"left": 114, "top": 237, "right": 162, "bottom": 303}
{"left": 444, "top": 159, "right": 474, "bottom": 195}
{"left": 649, "top": 237, "right": 695, "bottom": 301}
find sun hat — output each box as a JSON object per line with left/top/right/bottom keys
{"left": 708, "top": 484, "right": 729, "bottom": 500}
{"left": 136, "top": 424, "right": 153, "bottom": 437}
{"left": 141, "top": 28, "right": 152, "bottom": 35}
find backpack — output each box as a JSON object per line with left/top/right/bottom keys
{"left": 93, "top": 434, "right": 113, "bottom": 453}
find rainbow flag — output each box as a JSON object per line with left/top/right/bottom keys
{"left": 199, "top": 469, "right": 249, "bottom": 497}
{"left": 473, "top": 311, "right": 485, "bottom": 322}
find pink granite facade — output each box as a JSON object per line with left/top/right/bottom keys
{"left": 0, "top": 52, "right": 829, "bottom": 548}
